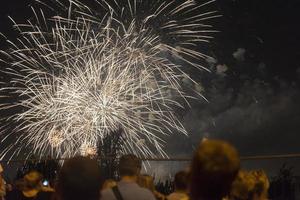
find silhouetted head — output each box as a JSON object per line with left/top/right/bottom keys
{"left": 190, "top": 139, "right": 240, "bottom": 200}
{"left": 250, "top": 169, "right": 269, "bottom": 200}
{"left": 118, "top": 154, "right": 141, "bottom": 177}
{"left": 174, "top": 170, "right": 189, "bottom": 191}
{"left": 230, "top": 170, "right": 256, "bottom": 200}
{"left": 230, "top": 169, "right": 269, "bottom": 200}
{"left": 57, "top": 156, "right": 103, "bottom": 200}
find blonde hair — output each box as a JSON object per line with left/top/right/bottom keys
{"left": 230, "top": 170, "right": 256, "bottom": 200}
{"left": 190, "top": 140, "right": 240, "bottom": 200}
{"left": 250, "top": 170, "right": 269, "bottom": 198}
{"left": 230, "top": 169, "right": 269, "bottom": 200}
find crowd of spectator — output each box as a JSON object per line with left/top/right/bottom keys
{"left": 0, "top": 139, "right": 270, "bottom": 200}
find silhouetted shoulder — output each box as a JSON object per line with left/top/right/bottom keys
{"left": 139, "top": 188, "right": 156, "bottom": 200}
{"left": 101, "top": 188, "right": 116, "bottom": 200}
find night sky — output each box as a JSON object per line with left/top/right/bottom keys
{"left": 0, "top": 0, "right": 300, "bottom": 178}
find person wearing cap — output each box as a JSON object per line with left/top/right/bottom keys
{"left": 6, "top": 170, "right": 52, "bottom": 200}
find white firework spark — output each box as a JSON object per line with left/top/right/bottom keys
{"left": 0, "top": 0, "right": 219, "bottom": 160}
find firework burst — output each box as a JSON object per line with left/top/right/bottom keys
{"left": 0, "top": 0, "right": 219, "bottom": 160}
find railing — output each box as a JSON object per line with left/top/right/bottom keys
{"left": 2, "top": 153, "right": 300, "bottom": 163}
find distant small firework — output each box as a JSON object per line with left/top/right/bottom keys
{"left": 80, "top": 142, "right": 97, "bottom": 157}
{"left": 0, "top": 0, "right": 219, "bottom": 160}
{"left": 48, "top": 130, "right": 64, "bottom": 148}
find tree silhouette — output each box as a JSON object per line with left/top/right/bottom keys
{"left": 97, "top": 128, "right": 124, "bottom": 180}
{"left": 269, "top": 164, "right": 296, "bottom": 200}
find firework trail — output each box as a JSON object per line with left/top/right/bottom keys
{"left": 0, "top": 0, "right": 219, "bottom": 160}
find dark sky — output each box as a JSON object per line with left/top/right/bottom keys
{"left": 168, "top": 0, "right": 300, "bottom": 176}
{"left": 0, "top": 0, "right": 300, "bottom": 178}
{"left": 198, "top": 0, "right": 300, "bottom": 148}
{"left": 175, "top": 0, "right": 300, "bottom": 176}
